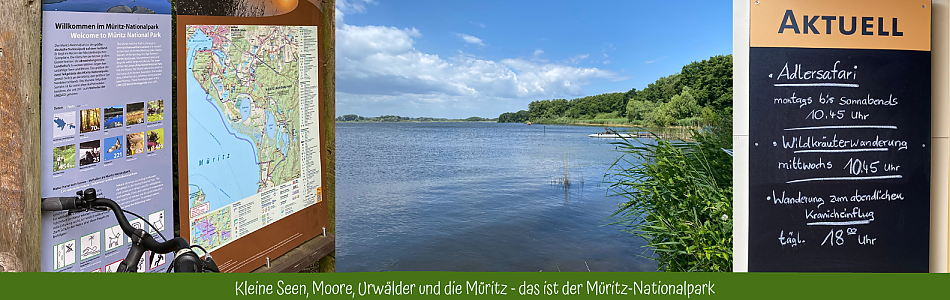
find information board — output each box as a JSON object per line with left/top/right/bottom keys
{"left": 40, "top": 1, "right": 174, "bottom": 272}
{"left": 176, "top": 0, "right": 328, "bottom": 273}
{"left": 748, "top": 0, "right": 931, "bottom": 272}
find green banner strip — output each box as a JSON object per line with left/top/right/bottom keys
{"left": 3, "top": 272, "right": 947, "bottom": 299}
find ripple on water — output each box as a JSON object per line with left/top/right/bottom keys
{"left": 337, "top": 122, "right": 654, "bottom": 272}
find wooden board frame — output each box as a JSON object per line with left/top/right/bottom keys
{"left": 175, "top": 1, "right": 330, "bottom": 273}
{"left": 735, "top": 0, "right": 950, "bottom": 273}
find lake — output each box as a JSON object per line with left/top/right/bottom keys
{"left": 336, "top": 122, "right": 656, "bottom": 272}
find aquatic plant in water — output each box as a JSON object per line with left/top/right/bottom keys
{"left": 551, "top": 157, "right": 584, "bottom": 203}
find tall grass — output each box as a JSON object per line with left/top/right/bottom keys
{"left": 531, "top": 117, "right": 629, "bottom": 125}
{"left": 605, "top": 115, "right": 733, "bottom": 272}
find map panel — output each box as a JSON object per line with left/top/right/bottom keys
{"left": 185, "top": 25, "right": 319, "bottom": 252}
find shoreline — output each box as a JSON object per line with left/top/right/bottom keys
{"left": 335, "top": 120, "right": 497, "bottom": 123}
{"left": 335, "top": 120, "right": 699, "bottom": 135}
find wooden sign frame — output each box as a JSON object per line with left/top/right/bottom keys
{"left": 175, "top": 1, "right": 330, "bottom": 273}
{"left": 746, "top": 0, "right": 932, "bottom": 272}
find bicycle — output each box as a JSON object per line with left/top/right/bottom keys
{"left": 42, "top": 188, "right": 220, "bottom": 273}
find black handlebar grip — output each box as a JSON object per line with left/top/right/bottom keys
{"left": 41, "top": 197, "right": 79, "bottom": 211}
{"left": 173, "top": 250, "right": 203, "bottom": 273}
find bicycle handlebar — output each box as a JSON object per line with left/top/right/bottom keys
{"left": 41, "top": 196, "right": 79, "bottom": 211}
{"left": 40, "top": 188, "right": 220, "bottom": 273}
{"left": 41, "top": 191, "right": 215, "bottom": 272}
{"left": 98, "top": 198, "right": 190, "bottom": 253}
{"left": 42, "top": 196, "right": 189, "bottom": 254}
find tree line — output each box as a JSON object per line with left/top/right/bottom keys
{"left": 498, "top": 54, "right": 733, "bottom": 126}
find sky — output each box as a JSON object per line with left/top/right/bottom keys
{"left": 335, "top": 0, "right": 733, "bottom": 119}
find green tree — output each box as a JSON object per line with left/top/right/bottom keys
{"left": 679, "top": 54, "right": 733, "bottom": 111}
{"left": 528, "top": 100, "right": 548, "bottom": 120}
{"left": 512, "top": 54, "right": 731, "bottom": 125}
{"left": 498, "top": 110, "right": 530, "bottom": 123}
{"left": 626, "top": 100, "right": 657, "bottom": 122}
{"left": 546, "top": 99, "right": 570, "bottom": 118}
{"left": 341, "top": 114, "right": 359, "bottom": 121}
{"left": 666, "top": 87, "right": 701, "bottom": 120}
{"left": 634, "top": 74, "right": 682, "bottom": 104}
{"left": 644, "top": 105, "right": 675, "bottom": 127}
{"left": 624, "top": 87, "right": 639, "bottom": 100}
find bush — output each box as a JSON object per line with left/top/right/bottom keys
{"left": 605, "top": 114, "right": 733, "bottom": 272}
{"left": 626, "top": 100, "right": 658, "bottom": 122}
{"left": 643, "top": 105, "right": 675, "bottom": 127}
{"left": 666, "top": 87, "right": 701, "bottom": 120}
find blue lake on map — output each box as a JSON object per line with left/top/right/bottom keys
{"left": 211, "top": 77, "right": 225, "bottom": 98}
{"left": 266, "top": 113, "right": 277, "bottom": 139}
{"left": 186, "top": 28, "right": 260, "bottom": 212}
{"left": 213, "top": 50, "right": 228, "bottom": 67}
{"left": 238, "top": 95, "right": 252, "bottom": 120}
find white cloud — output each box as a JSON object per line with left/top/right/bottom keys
{"left": 564, "top": 54, "right": 589, "bottom": 65}
{"left": 335, "top": 0, "right": 376, "bottom": 24}
{"left": 471, "top": 21, "right": 486, "bottom": 28}
{"left": 337, "top": 0, "right": 376, "bottom": 14}
{"left": 456, "top": 33, "right": 485, "bottom": 46}
{"left": 645, "top": 56, "right": 669, "bottom": 64}
{"left": 601, "top": 43, "right": 616, "bottom": 58}
{"left": 530, "top": 49, "right": 547, "bottom": 62}
{"left": 335, "top": 10, "right": 625, "bottom": 118}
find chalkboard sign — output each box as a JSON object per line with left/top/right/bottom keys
{"left": 748, "top": 0, "right": 931, "bottom": 272}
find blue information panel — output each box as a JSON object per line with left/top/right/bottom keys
{"left": 40, "top": 1, "right": 174, "bottom": 272}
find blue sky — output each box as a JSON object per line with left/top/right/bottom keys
{"left": 336, "top": 0, "right": 732, "bottom": 119}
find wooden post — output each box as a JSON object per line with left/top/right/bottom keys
{"left": 316, "top": 0, "right": 336, "bottom": 273}
{"left": 0, "top": 0, "right": 42, "bottom": 272}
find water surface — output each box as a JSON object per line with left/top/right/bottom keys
{"left": 337, "top": 122, "right": 655, "bottom": 272}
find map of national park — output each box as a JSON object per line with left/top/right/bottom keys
{"left": 52, "top": 111, "right": 77, "bottom": 139}
{"left": 185, "top": 25, "right": 303, "bottom": 250}
{"left": 191, "top": 206, "right": 232, "bottom": 250}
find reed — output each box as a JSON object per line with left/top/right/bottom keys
{"left": 551, "top": 157, "right": 585, "bottom": 203}
{"left": 605, "top": 115, "right": 733, "bottom": 272}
